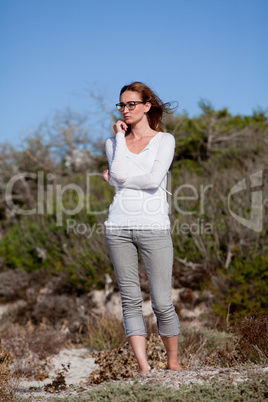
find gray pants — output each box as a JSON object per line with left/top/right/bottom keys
{"left": 105, "top": 228, "right": 180, "bottom": 338}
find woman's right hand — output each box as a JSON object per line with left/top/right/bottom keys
{"left": 113, "top": 120, "right": 128, "bottom": 135}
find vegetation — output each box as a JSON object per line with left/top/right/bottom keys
{"left": 45, "top": 375, "right": 268, "bottom": 402}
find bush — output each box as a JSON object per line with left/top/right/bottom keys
{"left": 212, "top": 254, "right": 268, "bottom": 321}
{"left": 233, "top": 315, "right": 268, "bottom": 363}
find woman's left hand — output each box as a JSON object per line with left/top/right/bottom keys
{"left": 103, "top": 169, "right": 110, "bottom": 183}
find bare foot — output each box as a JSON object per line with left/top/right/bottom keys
{"left": 168, "top": 363, "right": 183, "bottom": 371}
{"left": 139, "top": 365, "right": 151, "bottom": 375}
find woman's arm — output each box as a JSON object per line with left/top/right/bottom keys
{"left": 105, "top": 133, "right": 175, "bottom": 190}
{"left": 106, "top": 132, "right": 129, "bottom": 183}
{"left": 105, "top": 132, "right": 128, "bottom": 186}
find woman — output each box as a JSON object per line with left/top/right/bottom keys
{"left": 102, "top": 82, "right": 181, "bottom": 374}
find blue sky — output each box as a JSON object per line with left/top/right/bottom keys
{"left": 0, "top": 0, "right": 267, "bottom": 146}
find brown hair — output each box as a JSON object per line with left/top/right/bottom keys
{"left": 120, "top": 81, "right": 177, "bottom": 134}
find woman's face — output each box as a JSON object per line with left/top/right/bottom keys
{"left": 120, "top": 90, "right": 150, "bottom": 125}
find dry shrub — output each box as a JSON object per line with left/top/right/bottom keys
{"left": 232, "top": 314, "right": 268, "bottom": 363}
{"left": 0, "top": 268, "right": 30, "bottom": 302}
{"left": 205, "top": 315, "right": 268, "bottom": 367}
{"left": 44, "top": 363, "right": 69, "bottom": 393}
{"left": 0, "top": 339, "right": 18, "bottom": 401}
{"left": 0, "top": 322, "right": 67, "bottom": 379}
{"left": 89, "top": 333, "right": 166, "bottom": 384}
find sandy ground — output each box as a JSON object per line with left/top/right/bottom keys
{"left": 17, "top": 347, "right": 97, "bottom": 399}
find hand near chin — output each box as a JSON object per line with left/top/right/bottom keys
{"left": 103, "top": 169, "right": 110, "bottom": 183}
{"left": 113, "top": 120, "right": 128, "bottom": 135}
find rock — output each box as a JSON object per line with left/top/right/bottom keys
{"left": 106, "top": 292, "right": 122, "bottom": 319}
{"left": 89, "top": 290, "right": 106, "bottom": 314}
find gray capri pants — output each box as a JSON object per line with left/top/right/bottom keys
{"left": 105, "top": 228, "right": 180, "bottom": 338}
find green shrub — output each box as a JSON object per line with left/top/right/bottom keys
{"left": 213, "top": 254, "right": 268, "bottom": 320}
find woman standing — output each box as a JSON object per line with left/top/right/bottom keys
{"left": 103, "top": 82, "right": 181, "bottom": 373}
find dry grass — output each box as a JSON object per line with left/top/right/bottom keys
{"left": 79, "top": 313, "right": 126, "bottom": 351}
{"left": 80, "top": 313, "right": 157, "bottom": 351}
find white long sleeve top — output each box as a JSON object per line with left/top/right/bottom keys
{"left": 104, "top": 131, "right": 175, "bottom": 230}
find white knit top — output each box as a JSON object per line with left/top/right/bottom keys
{"left": 104, "top": 131, "right": 175, "bottom": 230}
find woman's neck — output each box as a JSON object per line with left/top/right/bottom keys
{"left": 129, "top": 121, "right": 157, "bottom": 139}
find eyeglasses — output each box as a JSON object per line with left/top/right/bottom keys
{"left": 115, "top": 101, "right": 147, "bottom": 112}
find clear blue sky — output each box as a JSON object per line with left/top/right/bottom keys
{"left": 0, "top": 0, "right": 267, "bottom": 146}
